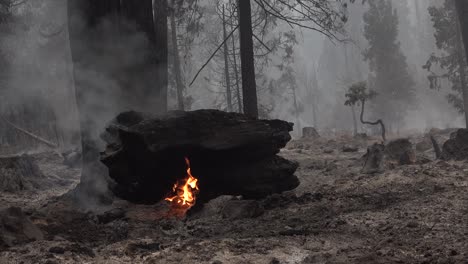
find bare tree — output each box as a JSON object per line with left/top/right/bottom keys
{"left": 345, "top": 82, "right": 386, "bottom": 142}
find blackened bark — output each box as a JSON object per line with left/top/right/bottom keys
{"left": 222, "top": 5, "right": 233, "bottom": 112}
{"left": 170, "top": 0, "right": 184, "bottom": 111}
{"left": 101, "top": 110, "right": 298, "bottom": 204}
{"left": 152, "top": 0, "right": 169, "bottom": 113}
{"left": 360, "top": 100, "right": 386, "bottom": 142}
{"left": 231, "top": 25, "right": 243, "bottom": 113}
{"left": 238, "top": 0, "right": 258, "bottom": 118}
{"left": 67, "top": 0, "right": 168, "bottom": 204}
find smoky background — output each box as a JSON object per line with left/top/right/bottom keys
{"left": 0, "top": 0, "right": 462, "bottom": 156}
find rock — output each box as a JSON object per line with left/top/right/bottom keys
{"left": 97, "top": 208, "right": 126, "bottom": 224}
{"left": 49, "top": 246, "right": 66, "bottom": 254}
{"left": 0, "top": 155, "right": 45, "bottom": 192}
{"left": 125, "top": 241, "right": 161, "bottom": 256}
{"left": 442, "top": 129, "right": 468, "bottom": 160}
{"left": 323, "top": 148, "right": 334, "bottom": 154}
{"left": 302, "top": 127, "right": 320, "bottom": 139}
{"left": 362, "top": 143, "right": 385, "bottom": 174}
{"left": 0, "top": 207, "right": 44, "bottom": 248}
{"left": 270, "top": 258, "right": 281, "bottom": 264}
{"left": 342, "top": 145, "right": 359, "bottom": 152}
{"left": 101, "top": 110, "right": 299, "bottom": 204}
{"left": 221, "top": 200, "right": 264, "bottom": 220}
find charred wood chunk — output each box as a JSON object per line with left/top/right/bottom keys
{"left": 0, "top": 207, "right": 44, "bottom": 248}
{"left": 362, "top": 143, "right": 385, "bottom": 174}
{"left": 399, "top": 149, "right": 416, "bottom": 165}
{"left": 101, "top": 110, "right": 299, "bottom": 204}
{"left": 385, "top": 138, "right": 412, "bottom": 160}
{"left": 385, "top": 138, "right": 416, "bottom": 165}
{"left": 442, "top": 129, "right": 468, "bottom": 160}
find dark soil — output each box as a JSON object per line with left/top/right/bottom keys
{"left": 1, "top": 134, "right": 467, "bottom": 264}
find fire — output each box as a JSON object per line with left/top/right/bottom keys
{"left": 165, "top": 157, "right": 199, "bottom": 210}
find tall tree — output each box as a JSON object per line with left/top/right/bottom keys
{"left": 222, "top": 4, "right": 233, "bottom": 112}
{"left": 236, "top": 0, "right": 348, "bottom": 118}
{"left": 455, "top": 0, "right": 468, "bottom": 127}
{"left": 363, "top": 0, "right": 415, "bottom": 132}
{"left": 424, "top": 0, "right": 468, "bottom": 126}
{"left": 238, "top": 0, "right": 258, "bottom": 118}
{"left": 170, "top": 0, "right": 184, "bottom": 110}
{"left": 67, "top": 0, "right": 168, "bottom": 203}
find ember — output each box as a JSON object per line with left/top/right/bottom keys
{"left": 164, "top": 157, "right": 199, "bottom": 211}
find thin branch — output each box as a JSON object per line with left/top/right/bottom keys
{"left": 189, "top": 24, "right": 240, "bottom": 87}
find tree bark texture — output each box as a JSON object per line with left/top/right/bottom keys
{"left": 238, "top": 0, "right": 258, "bottom": 118}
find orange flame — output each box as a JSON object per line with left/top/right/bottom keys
{"left": 165, "top": 157, "right": 199, "bottom": 209}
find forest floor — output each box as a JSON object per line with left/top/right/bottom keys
{"left": 1, "top": 132, "right": 468, "bottom": 264}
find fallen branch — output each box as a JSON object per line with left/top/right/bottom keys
{"left": 0, "top": 116, "right": 58, "bottom": 149}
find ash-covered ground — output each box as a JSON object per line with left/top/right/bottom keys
{"left": 1, "top": 131, "right": 468, "bottom": 264}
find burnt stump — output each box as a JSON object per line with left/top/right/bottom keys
{"left": 101, "top": 110, "right": 299, "bottom": 204}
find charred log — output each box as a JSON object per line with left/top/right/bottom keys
{"left": 101, "top": 110, "right": 299, "bottom": 204}
{"left": 385, "top": 138, "right": 416, "bottom": 165}
{"left": 362, "top": 143, "right": 385, "bottom": 174}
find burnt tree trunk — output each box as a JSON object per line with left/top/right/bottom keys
{"left": 351, "top": 106, "right": 358, "bottom": 136}
{"left": 67, "top": 0, "right": 168, "bottom": 203}
{"left": 231, "top": 22, "right": 243, "bottom": 113}
{"left": 101, "top": 110, "right": 299, "bottom": 204}
{"left": 222, "top": 5, "right": 233, "bottom": 112}
{"left": 238, "top": 0, "right": 258, "bottom": 118}
{"left": 170, "top": 0, "right": 184, "bottom": 111}
{"left": 456, "top": 0, "right": 468, "bottom": 127}
{"left": 360, "top": 100, "right": 386, "bottom": 142}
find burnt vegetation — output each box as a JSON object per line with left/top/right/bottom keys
{"left": 1, "top": 0, "right": 468, "bottom": 263}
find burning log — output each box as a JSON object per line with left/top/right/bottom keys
{"left": 100, "top": 110, "right": 299, "bottom": 209}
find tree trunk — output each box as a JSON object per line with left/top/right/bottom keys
{"left": 310, "top": 67, "right": 319, "bottom": 128}
{"left": 351, "top": 106, "right": 358, "bottom": 136}
{"left": 231, "top": 23, "right": 243, "bottom": 113}
{"left": 67, "top": 0, "right": 168, "bottom": 204}
{"left": 170, "top": 0, "right": 184, "bottom": 111}
{"left": 291, "top": 84, "right": 300, "bottom": 134}
{"left": 151, "top": 0, "right": 169, "bottom": 113}
{"left": 455, "top": 2, "right": 468, "bottom": 127}
{"left": 237, "top": 0, "right": 258, "bottom": 118}
{"left": 360, "top": 100, "right": 386, "bottom": 142}
{"left": 222, "top": 5, "right": 233, "bottom": 112}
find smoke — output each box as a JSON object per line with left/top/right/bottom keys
{"left": 0, "top": 0, "right": 79, "bottom": 152}
{"left": 1, "top": 0, "right": 464, "bottom": 153}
